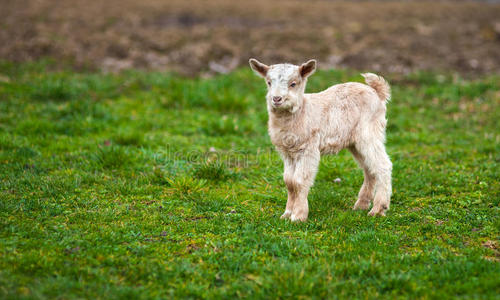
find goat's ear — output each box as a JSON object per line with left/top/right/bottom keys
{"left": 299, "top": 59, "right": 317, "bottom": 78}
{"left": 249, "top": 58, "right": 269, "bottom": 78}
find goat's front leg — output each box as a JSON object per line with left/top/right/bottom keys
{"left": 280, "top": 158, "right": 295, "bottom": 219}
{"left": 285, "top": 149, "right": 320, "bottom": 222}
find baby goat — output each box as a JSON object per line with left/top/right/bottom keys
{"left": 249, "top": 58, "right": 392, "bottom": 222}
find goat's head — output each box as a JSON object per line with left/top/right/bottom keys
{"left": 249, "top": 58, "right": 316, "bottom": 113}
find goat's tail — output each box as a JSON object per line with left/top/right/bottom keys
{"left": 361, "top": 73, "right": 391, "bottom": 102}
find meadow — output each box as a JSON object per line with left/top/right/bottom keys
{"left": 0, "top": 61, "right": 499, "bottom": 299}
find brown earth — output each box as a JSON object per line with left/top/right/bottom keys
{"left": 1, "top": 0, "right": 499, "bottom": 76}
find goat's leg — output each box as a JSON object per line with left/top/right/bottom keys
{"left": 357, "top": 141, "right": 392, "bottom": 216}
{"left": 288, "top": 148, "right": 320, "bottom": 222}
{"left": 281, "top": 158, "right": 295, "bottom": 219}
{"left": 349, "top": 147, "right": 376, "bottom": 210}
{"left": 369, "top": 163, "right": 392, "bottom": 216}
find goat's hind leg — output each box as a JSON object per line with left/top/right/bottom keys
{"left": 349, "top": 146, "right": 375, "bottom": 210}
{"left": 359, "top": 141, "right": 392, "bottom": 216}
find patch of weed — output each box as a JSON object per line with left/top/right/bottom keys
{"left": 92, "top": 145, "right": 133, "bottom": 170}
{"left": 193, "top": 160, "right": 230, "bottom": 181}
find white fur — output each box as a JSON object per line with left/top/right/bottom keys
{"left": 249, "top": 58, "right": 392, "bottom": 221}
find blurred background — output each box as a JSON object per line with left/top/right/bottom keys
{"left": 1, "top": 0, "right": 499, "bottom": 76}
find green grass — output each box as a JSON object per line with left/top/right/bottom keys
{"left": 0, "top": 61, "right": 499, "bottom": 299}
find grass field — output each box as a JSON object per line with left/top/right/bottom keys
{"left": 0, "top": 61, "right": 499, "bottom": 299}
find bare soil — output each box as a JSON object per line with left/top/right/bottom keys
{"left": 1, "top": 0, "right": 500, "bottom": 76}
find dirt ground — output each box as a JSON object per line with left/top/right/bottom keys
{"left": 1, "top": 0, "right": 500, "bottom": 76}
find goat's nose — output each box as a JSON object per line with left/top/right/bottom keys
{"left": 272, "top": 96, "right": 282, "bottom": 102}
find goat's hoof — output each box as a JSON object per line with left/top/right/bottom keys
{"left": 290, "top": 212, "right": 308, "bottom": 222}
{"left": 368, "top": 206, "right": 387, "bottom": 217}
{"left": 280, "top": 210, "right": 292, "bottom": 219}
{"left": 353, "top": 199, "right": 371, "bottom": 210}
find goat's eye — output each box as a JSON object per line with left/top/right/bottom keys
{"left": 290, "top": 82, "right": 297, "bottom": 88}
{"left": 267, "top": 81, "right": 271, "bottom": 86}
